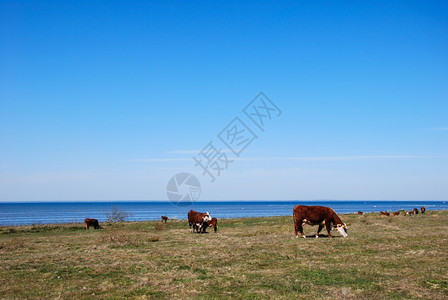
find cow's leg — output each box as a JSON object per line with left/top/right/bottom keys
{"left": 296, "top": 219, "right": 305, "bottom": 238}
{"left": 294, "top": 219, "right": 299, "bottom": 238}
{"left": 189, "top": 222, "right": 193, "bottom": 232}
{"left": 316, "top": 224, "right": 324, "bottom": 238}
{"left": 325, "top": 221, "right": 333, "bottom": 238}
{"left": 300, "top": 224, "right": 306, "bottom": 238}
{"left": 194, "top": 223, "right": 202, "bottom": 233}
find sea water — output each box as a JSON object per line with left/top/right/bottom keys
{"left": 0, "top": 200, "right": 446, "bottom": 226}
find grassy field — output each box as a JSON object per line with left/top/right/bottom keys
{"left": 1, "top": 211, "right": 447, "bottom": 299}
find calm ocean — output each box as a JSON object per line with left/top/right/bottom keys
{"left": 0, "top": 201, "right": 446, "bottom": 226}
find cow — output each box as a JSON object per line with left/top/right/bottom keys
{"left": 421, "top": 207, "right": 426, "bottom": 214}
{"left": 84, "top": 218, "right": 100, "bottom": 230}
{"left": 187, "top": 210, "right": 212, "bottom": 233}
{"left": 392, "top": 211, "right": 400, "bottom": 216}
{"left": 161, "top": 216, "right": 168, "bottom": 223}
{"left": 408, "top": 210, "right": 414, "bottom": 216}
{"left": 380, "top": 211, "right": 390, "bottom": 216}
{"left": 201, "top": 217, "right": 218, "bottom": 233}
{"left": 413, "top": 208, "right": 419, "bottom": 215}
{"left": 357, "top": 211, "right": 364, "bottom": 216}
{"left": 403, "top": 211, "right": 407, "bottom": 216}
{"left": 293, "top": 205, "right": 348, "bottom": 238}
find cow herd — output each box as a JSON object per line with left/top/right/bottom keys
{"left": 187, "top": 206, "right": 349, "bottom": 238}
{"left": 82, "top": 205, "right": 429, "bottom": 238}
{"left": 375, "top": 207, "right": 426, "bottom": 217}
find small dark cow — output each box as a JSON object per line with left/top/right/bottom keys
{"left": 161, "top": 216, "right": 168, "bottom": 223}
{"left": 188, "top": 210, "right": 212, "bottom": 233}
{"left": 293, "top": 205, "right": 348, "bottom": 238}
{"left": 380, "top": 211, "right": 390, "bottom": 216}
{"left": 202, "top": 217, "right": 218, "bottom": 233}
{"left": 392, "top": 211, "right": 400, "bottom": 216}
{"left": 408, "top": 210, "right": 414, "bottom": 216}
{"left": 421, "top": 207, "right": 426, "bottom": 214}
{"left": 84, "top": 218, "right": 100, "bottom": 230}
{"left": 357, "top": 211, "right": 364, "bottom": 216}
{"left": 403, "top": 211, "right": 407, "bottom": 216}
{"left": 413, "top": 208, "right": 419, "bottom": 215}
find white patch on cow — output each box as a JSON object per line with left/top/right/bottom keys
{"left": 203, "top": 212, "right": 212, "bottom": 222}
{"left": 336, "top": 223, "right": 348, "bottom": 237}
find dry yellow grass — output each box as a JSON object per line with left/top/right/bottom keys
{"left": 0, "top": 211, "right": 447, "bottom": 299}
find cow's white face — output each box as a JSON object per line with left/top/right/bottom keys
{"left": 336, "top": 223, "right": 348, "bottom": 237}
{"left": 203, "top": 212, "right": 212, "bottom": 222}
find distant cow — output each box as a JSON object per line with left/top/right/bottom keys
{"left": 357, "top": 211, "right": 364, "bottom": 216}
{"left": 84, "top": 218, "right": 100, "bottom": 230}
{"left": 187, "top": 210, "right": 212, "bottom": 233}
{"left": 408, "top": 211, "right": 414, "bottom": 216}
{"left": 413, "top": 208, "right": 419, "bottom": 215}
{"left": 380, "top": 211, "right": 390, "bottom": 216}
{"left": 161, "top": 216, "right": 168, "bottom": 223}
{"left": 293, "top": 205, "right": 348, "bottom": 238}
{"left": 202, "top": 217, "right": 218, "bottom": 233}
{"left": 421, "top": 207, "right": 426, "bottom": 214}
{"left": 392, "top": 212, "right": 400, "bottom": 216}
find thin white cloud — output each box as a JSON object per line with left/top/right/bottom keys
{"left": 130, "top": 158, "right": 192, "bottom": 162}
{"left": 167, "top": 150, "right": 200, "bottom": 154}
{"left": 131, "top": 155, "right": 447, "bottom": 163}
{"left": 168, "top": 149, "right": 234, "bottom": 154}
{"left": 238, "top": 155, "right": 447, "bottom": 161}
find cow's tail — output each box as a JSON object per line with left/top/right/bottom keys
{"left": 293, "top": 211, "right": 299, "bottom": 223}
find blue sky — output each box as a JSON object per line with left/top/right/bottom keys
{"left": 0, "top": 0, "right": 447, "bottom": 201}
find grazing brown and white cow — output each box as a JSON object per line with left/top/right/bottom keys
{"left": 357, "top": 211, "right": 364, "bottom": 216}
{"left": 201, "top": 217, "right": 218, "bottom": 233}
{"left": 421, "top": 207, "right": 426, "bottom": 214}
{"left": 380, "top": 211, "right": 390, "bottom": 216}
{"left": 392, "top": 211, "right": 400, "bottom": 216}
{"left": 413, "top": 208, "right": 419, "bottom": 215}
{"left": 408, "top": 210, "right": 414, "bottom": 216}
{"left": 293, "top": 205, "right": 348, "bottom": 238}
{"left": 84, "top": 218, "right": 100, "bottom": 230}
{"left": 187, "top": 210, "right": 212, "bottom": 233}
{"left": 161, "top": 216, "right": 168, "bottom": 223}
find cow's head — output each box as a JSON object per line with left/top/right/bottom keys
{"left": 336, "top": 223, "right": 348, "bottom": 237}
{"left": 203, "top": 212, "right": 212, "bottom": 222}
